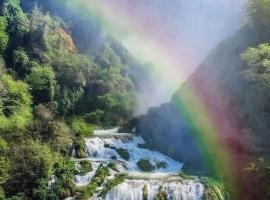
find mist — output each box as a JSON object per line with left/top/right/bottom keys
{"left": 120, "top": 0, "right": 246, "bottom": 114}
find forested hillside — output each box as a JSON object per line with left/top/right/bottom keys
{"left": 0, "top": 0, "right": 151, "bottom": 199}
{"left": 137, "top": 0, "right": 270, "bottom": 199}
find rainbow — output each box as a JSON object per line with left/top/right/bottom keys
{"left": 54, "top": 0, "right": 246, "bottom": 197}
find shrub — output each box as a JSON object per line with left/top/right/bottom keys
{"left": 99, "top": 173, "right": 126, "bottom": 197}
{"left": 78, "top": 160, "right": 92, "bottom": 175}
{"left": 93, "top": 165, "right": 110, "bottom": 186}
{"left": 73, "top": 137, "right": 87, "bottom": 158}
{"left": 27, "top": 65, "right": 56, "bottom": 104}
{"left": 71, "top": 117, "right": 94, "bottom": 137}
{"left": 108, "top": 162, "right": 118, "bottom": 172}
{"left": 76, "top": 182, "right": 98, "bottom": 200}
{"left": 0, "top": 75, "right": 32, "bottom": 134}
{"left": 50, "top": 121, "right": 73, "bottom": 156}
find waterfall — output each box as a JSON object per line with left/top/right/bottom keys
{"left": 105, "top": 180, "right": 204, "bottom": 200}
{"left": 71, "top": 128, "right": 205, "bottom": 199}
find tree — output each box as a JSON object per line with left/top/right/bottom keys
{"left": 241, "top": 43, "right": 270, "bottom": 141}
{"left": 27, "top": 65, "right": 56, "bottom": 104}
{"left": 246, "top": 0, "right": 270, "bottom": 26}
{"left": 2, "top": 0, "right": 29, "bottom": 37}
{"left": 13, "top": 48, "right": 30, "bottom": 77}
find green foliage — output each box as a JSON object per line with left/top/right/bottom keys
{"left": 0, "top": 74, "right": 32, "bottom": 134}
{"left": 52, "top": 158, "right": 77, "bottom": 199}
{"left": 107, "top": 162, "right": 118, "bottom": 172}
{"left": 246, "top": 0, "right": 270, "bottom": 26}
{"left": 137, "top": 159, "right": 155, "bottom": 172}
{"left": 33, "top": 178, "right": 59, "bottom": 200}
{"left": 50, "top": 121, "right": 73, "bottom": 156}
{"left": 84, "top": 109, "right": 105, "bottom": 126}
{"left": 0, "top": 138, "right": 9, "bottom": 184}
{"left": 94, "top": 46, "right": 121, "bottom": 68}
{"left": 73, "top": 137, "right": 87, "bottom": 158}
{"left": 78, "top": 160, "right": 92, "bottom": 175}
{"left": 13, "top": 48, "right": 30, "bottom": 77}
{"left": 93, "top": 165, "right": 110, "bottom": 186}
{"left": 71, "top": 117, "right": 94, "bottom": 137}
{"left": 5, "top": 140, "right": 56, "bottom": 197}
{"left": 2, "top": 0, "right": 29, "bottom": 37}
{"left": 99, "top": 173, "right": 126, "bottom": 197}
{"left": 76, "top": 182, "right": 98, "bottom": 200}
{"left": 0, "top": 17, "right": 9, "bottom": 55}
{"left": 27, "top": 65, "right": 56, "bottom": 104}
{"left": 201, "top": 177, "right": 228, "bottom": 200}
{"left": 241, "top": 43, "right": 270, "bottom": 142}
{"left": 241, "top": 43, "right": 270, "bottom": 89}
{"left": 178, "top": 172, "right": 195, "bottom": 180}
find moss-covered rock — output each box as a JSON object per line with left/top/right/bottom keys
{"left": 155, "top": 186, "right": 168, "bottom": 200}
{"left": 115, "top": 148, "right": 130, "bottom": 161}
{"left": 108, "top": 162, "right": 119, "bottom": 172}
{"left": 143, "top": 185, "right": 148, "bottom": 200}
{"left": 73, "top": 137, "right": 87, "bottom": 158}
{"left": 137, "top": 159, "right": 155, "bottom": 172}
{"left": 156, "top": 161, "right": 167, "bottom": 169}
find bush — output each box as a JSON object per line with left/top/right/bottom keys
{"left": 27, "top": 65, "right": 56, "bottom": 104}
{"left": 5, "top": 140, "right": 56, "bottom": 198}
{"left": 108, "top": 162, "right": 118, "bottom": 172}
{"left": 78, "top": 160, "right": 92, "bottom": 175}
{"left": 137, "top": 159, "right": 155, "bottom": 172}
{"left": 73, "top": 137, "right": 87, "bottom": 158}
{"left": 0, "top": 74, "right": 32, "bottom": 134}
{"left": 50, "top": 121, "right": 73, "bottom": 156}
{"left": 71, "top": 117, "right": 94, "bottom": 137}
{"left": 99, "top": 173, "right": 126, "bottom": 197}
{"left": 76, "top": 182, "right": 98, "bottom": 200}
{"left": 84, "top": 109, "right": 105, "bottom": 125}
{"left": 52, "top": 158, "right": 77, "bottom": 199}
{"left": 93, "top": 165, "right": 110, "bottom": 186}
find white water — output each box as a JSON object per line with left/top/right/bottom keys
{"left": 73, "top": 128, "right": 204, "bottom": 199}
{"left": 104, "top": 179, "right": 204, "bottom": 200}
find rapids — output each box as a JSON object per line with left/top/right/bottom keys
{"left": 72, "top": 128, "right": 205, "bottom": 199}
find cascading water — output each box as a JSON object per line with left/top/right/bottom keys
{"left": 104, "top": 179, "right": 204, "bottom": 200}
{"left": 73, "top": 128, "right": 205, "bottom": 200}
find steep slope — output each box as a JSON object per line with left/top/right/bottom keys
{"left": 137, "top": 24, "right": 270, "bottom": 174}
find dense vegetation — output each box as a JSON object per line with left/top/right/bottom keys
{"left": 0, "top": 0, "right": 151, "bottom": 199}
